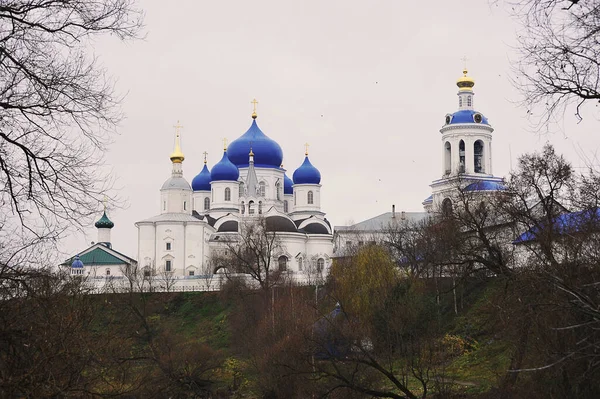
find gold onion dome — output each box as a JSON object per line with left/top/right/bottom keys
{"left": 170, "top": 143, "right": 185, "bottom": 163}
{"left": 457, "top": 68, "right": 475, "bottom": 91}
{"left": 170, "top": 121, "right": 185, "bottom": 163}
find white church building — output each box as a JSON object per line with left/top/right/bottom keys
{"left": 135, "top": 106, "right": 334, "bottom": 279}
{"left": 335, "top": 68, "right": 506, "bottom": 252}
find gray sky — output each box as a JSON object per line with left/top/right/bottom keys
{"left": 63, "top": 0, "right": 600, "bottom": 258}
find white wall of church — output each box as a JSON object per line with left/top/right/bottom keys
{"left": 291, "top": 184, "right": 321, "bottom": 215}
{"left": 160, "top": 189, "right": 192, "bottom": 214}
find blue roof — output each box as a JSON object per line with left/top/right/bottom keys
{"left": 71, "top": 254, "right": 84, "bottom": 268}
{"left": 423, "top": 195, "right": 433, "bottom": 203}
{"left": 227, "top": 119, "right": 283, "bottom": 168}
{"left": 464, "top": 180, "right": 507, "bottom": 192}
{"left": 448, "top": 110, "right": 489, "bottom": 125}
{"left": 284, "top": 173, "right": 293, "bottom": 195}
{"left": 514, "top": 208, "right": 600, "bottom": 244}
{"left": 210, "top": 151, "right": 239, "bottom": 182}
{"left": 293, "top": 156, "right": 321, "bottom": 185}
{"left": 192, "top": 164, "right": 211, "bottom": 191}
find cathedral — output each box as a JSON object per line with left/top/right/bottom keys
{"left": 135, "top": 104, "right": 334, "bottom": 279}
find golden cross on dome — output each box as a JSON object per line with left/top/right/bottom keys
{"left": 173, "top": 120, "right": 184, "bottom": 137}
{"left": 203, "top": 151, "right": 208, "bottom": 164}
{"left": 223, "top": 138, "right": 228, "bottom": 150}
{"left": 251, "top": 98, "right": 258, "bottom": 119}
{"left": 304, "top": 142, "right": 310, "bottom": 156}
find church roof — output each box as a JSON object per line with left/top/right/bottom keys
{"left": 336, "top": 211, "right": 429, "bottom": 232}
{"left": 137, "top": 213, "right": 205, "bottom": 224}
{"left": 95, "top": 211, "right": 114, "bottom": 229}
{"left": 513, "top": 208, "right": 600, "bottom": 244}
{"left": 464, "top": 180, "right": 507, "bottom": 192}
{"left": 62, "top": 244, "right": 135, "bottom": 267}
{"left": 228, "top": 119, "right": 283, "bottom": 168}
{"left": 293, "top": 156, "right": 321, "bottom": 185}
{"left": 192, "top": 164, "right": 212, "bottom": 191}
{"left": 448, "top": 109, "right": 489, "bottom": 125}
{"left": 211, "top": 151, "right": 239, "bottom": 181}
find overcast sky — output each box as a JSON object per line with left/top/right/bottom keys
{"left": 62, "top": 0, "right": 600, "bottom": 258}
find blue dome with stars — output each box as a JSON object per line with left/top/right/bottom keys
{"left": 284, "top": 173, "right": 294, "bottom": 194}
{"left": 211, "top": 151, "right": 239, "bottom": 182}
{"left": 447, "top": 110, "right": 489, "bottom": 125}
{"left": 228, "top": 119, "right": 283, "bottom": 168}
{"left": 192, "top": 164, "right": 211, "bottom": 191}
{"left": 71, "top": 254, "right": 84, "bottom": 269}
{"left": 293, "top": 156, "right": 321, "bottom": 185}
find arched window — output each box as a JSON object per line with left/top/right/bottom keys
{"left": 259, "top": 181, "right": 266, "bottom": 197}
{"left": 106, "top": 268, "right": 110, "bottom": 276}
{"left": 165, "top": 260, "right": 172, "bottom": 272}
{"left": 283, "top": 200, "right": 288, "bottom": 213}
{"left": 224, "top": 187, "right": 231, "bottom": 201}
{"left": 183, "top": 201, "right": 187, "bottom": 211}
{"left": 308, "top": 190, "right": 314, "bottom": 205}
{"left": 317, "top": 258, "right": 324, "bottom": 272}
{"left": 204, "top": 197, "right": 210, "bottom": 210}
{"left": 163, "top": 201, "right": 166, "bottom": 211}
{"left": 459, "top": 96, "right": 463, "bottom": 107}
{"left": 258, "top": 201, "right": 263, "bottom": 214}
{"left": 298, "top": 257, "right": 303, "bottom": 271}
{"left": 241, "top": 201, "right": 245, "bottom": 214}
{"left": 474, "top": 140, "right": 484, "bottom": 173}
{"left": 294, "top": 192, "right": 296, "bottom": 205}
{"left": 467, "top": 95, "right": 472, "bottom": 107}
{"left": 248, "top": 200, "right": 254, "bottom": 214}
{"left": 276, "top": 181, "right": 281, "bottom": 200}
{"left": 442, "top": 198, "right": 453, "bottom": 217}
{"left": 458, "top": 140, "right": 465, "bottom": 173}
{"left": 239, "top": 182, "right": 245, "bottom": 197}
{"left": 278, "top": 255, "right": 287, "bottom": 271}
{"left": 444, "top": 142, "right": 451, "bottom": 175}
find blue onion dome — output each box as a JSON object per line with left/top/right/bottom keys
{"left": 227, "top": 119, "right": 283, "bottom": 168}
{"left": 446, "top": 110, "right": 489, "bottom": 125}
{"left": 192, "top": 164, "right": 212, "bottom": 191}
{"left": 211, "top": 151, "right": 239, "bottom": 181}
{"left": 293, "top": 156, "right": 321, "bottom": 184}
{"left": 95, "top": 211, "right": 114, "bottom": 229}
{"left": 71, "top": 255, "right": 84, "bottom": 269}
{"left": 284, "top": 173, "right": 294, "bottom": 194}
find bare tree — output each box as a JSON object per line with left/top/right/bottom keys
{"left": 0, "top": 1, "right": 143, "bottom": 242}
{"left": 510, "top": 0, "right": 600, "bottom": 126}
{"left": 212, "top": 217, "right": 284, "bottom": 300}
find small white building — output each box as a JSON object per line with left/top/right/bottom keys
{"left": 62, "top": 210, "right": 137, "bottom": 278}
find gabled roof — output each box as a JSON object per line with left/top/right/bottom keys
{"left": 61, "top": 243, "right": 136, "bottom": 266}
{"left": 336, "top": 211, "right": 429, "bottom": 232}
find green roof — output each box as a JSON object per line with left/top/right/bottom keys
{"left": 63, "top": 247, "right": 128, "bottom": 266}
{"left": 95, "top": 211, "right": 114, "bottom": 229}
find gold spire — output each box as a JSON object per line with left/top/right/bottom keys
{"left": 223, "top": 137, "right": 228, "bottom": 151}
{"left": 457, "top": 57, "right": 475, "bottom": 91}
{"left": 103, "top": 195, "right": 107, "bottom": 211}
{"left": 203, "top": 151, "right": 208, "bottom": 164}
{"left": 249, "top": 147, "right": 254, "bottom": 157}
{"left": 170, "top": 120, "right": 185, "bottom": 163}
{"left": 251, "top": 98, "right": 258, "bottom": 119}
{"left": 304, "top": 142, "right": 310, "bottom": 156}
